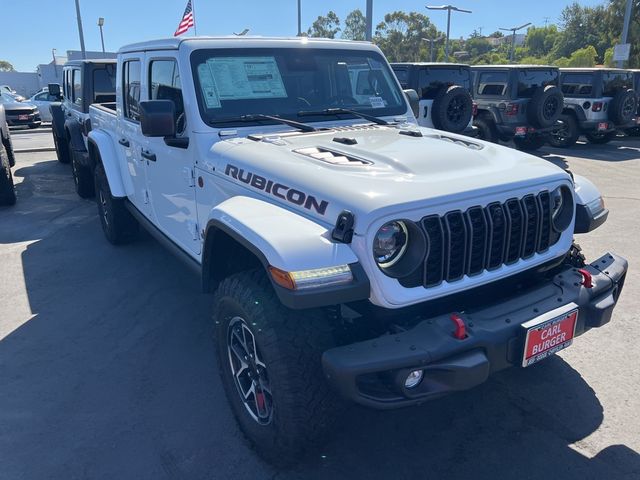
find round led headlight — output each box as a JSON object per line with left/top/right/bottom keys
{"left": 373, "top": 221, "right": 409, "bottom": 268}
{"left": 550, "top": 185, "right": 574, "bottom": 232}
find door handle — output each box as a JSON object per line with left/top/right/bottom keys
{"left": 141, "top": 149, "right": 156, "bottom": 162}
{"left": 118, "top": 138, "right": 130, "bottom": 147}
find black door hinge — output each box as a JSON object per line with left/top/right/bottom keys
{"left": 332, "top": 210, "right": 355, "bottom": 243}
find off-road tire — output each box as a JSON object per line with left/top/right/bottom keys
{"left": 609, "top": 89, "right": 637, "bottom": 125}
{"left": 624, "top": 126, "right": 640, "bottom": 137}
{"left": 431, "top": 85, "right": 473, "bottom": 133}
{"left": 585, "top": 131, "right": 616, "bottom": 144}
{"left": 528, "top": 85, "right": 563, "bottom": 128}
{"left": 70, "top": 141, "right": 95, "bottom": 198}
{"left": 2, "top": 134, "right": 15, "bottom": 167}
{"left": 548, "top": 113, "right": 579, "bottom": 148}
{"left": 514, "top": 135, "right": 546, "bottom": 151}
{"left": 0, "top": 142, "right": 16, "bottom": 206}
{"left": 473, "top": 116, "right": 499, "bottom": 143}
{"left": 213, "top": 270, "right": 343, "bottom": 466}
{"left": 94, "top": 162, "right": 138, "bottom": 244}
{"left": 53, "top": 132, "right": 71, "bottom": 164}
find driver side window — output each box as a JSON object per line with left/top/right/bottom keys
{"left": 149, "top": 59, "right": 185, "bottom": 135}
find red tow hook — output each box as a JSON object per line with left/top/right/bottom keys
{"left": 578, "top": 268, "right": 593, "bottom": 288}
{"left": 450, "top": 313, "right": 467, "bottom": 340}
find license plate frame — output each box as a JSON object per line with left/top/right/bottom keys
{"left": 597, "top": 122, "right": 608, "bottom": 131}
{"left": 515, "top": 126, "right": 527, "bottom": 137}
{"left": 18, "top": 114, "right": 29, "bottom": 121}
{"left": 521, "top": 306, "right": 579, "bottom": 368}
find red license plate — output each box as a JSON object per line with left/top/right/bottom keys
{"left": 522, "top": 308, "right": 578, "bottom": 367}
{"left": 597, "top": 122, "right": 608, "bottom": 131}
{"left": 18, "top": 114, "right": 29, "bottom": 120}
{"left": 515, "top": 126, "right": 527, "bottom": 136}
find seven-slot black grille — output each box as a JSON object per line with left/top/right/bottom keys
{"left": 414, "top": 191, "right": 557, "bottom": 288}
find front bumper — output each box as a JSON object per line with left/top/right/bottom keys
{"left": 6, "top": 112, "right": 41, "bottom": 127}
{"left": 322, "top": 252, "right": 628, "bottom": 409}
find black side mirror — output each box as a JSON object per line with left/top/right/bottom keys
{"left": 139, "top": 100, "right": 176, "bottom": 137}
{"left": 403, "top": 89, "right": 419, "bottom": 118}
{"left": 48, "top": 83, "right": 62, "bottom": 100}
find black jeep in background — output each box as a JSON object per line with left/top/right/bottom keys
{"left": 391, "top": 62, "right": 475, "bottom": 135}
{"left": 471, "top": 65, "right": 564, "bottom": 151}
{"left": 0, "top": 104, "right": 16, "bottom": 206}
{"left": 550, "top": 68, "right": 637, "bottom": 147}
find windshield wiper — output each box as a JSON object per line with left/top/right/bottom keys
{"left": 297, "top": 108, "right": 391, "bottom": 126}
{"left": 216, "top": 114, "right": 317, "bottom": 132}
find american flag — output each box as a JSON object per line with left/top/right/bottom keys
{"left": 174, "top": 0, "right": 195, "bottom": 36}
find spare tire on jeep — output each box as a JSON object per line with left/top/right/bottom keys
{"left": 431, "top": 85, "right": 473, "bottom": 133}
{"left": 608, "top": 89, "right": 637, "bottom": 125}
{"left": 527, "top": 85, "right": 563, "bottom": 128}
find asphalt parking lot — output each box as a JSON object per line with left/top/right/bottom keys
{"left": 1, "top": 128, "right": 639, "bottom": 480}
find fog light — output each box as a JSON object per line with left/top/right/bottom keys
{"left": 404, "top": 369, "right": 424, "bottom": 389}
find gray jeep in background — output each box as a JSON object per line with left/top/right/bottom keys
{"left": 471, "top": 65, "right": 564, "bottom": 151}
{"left": 550, "top": 68, "right": 637, "bottom": 147}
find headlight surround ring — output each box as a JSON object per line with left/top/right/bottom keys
{"left": 551, "top": 185, "right": 574, "bottom": 232}
{"left": 373, "top": 220, "right": 427, "bottom": 279}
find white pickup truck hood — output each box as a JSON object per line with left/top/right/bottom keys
{"left": 205, "top": 125, "right": 569, "bottom": 230}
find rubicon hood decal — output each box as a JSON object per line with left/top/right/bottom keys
{"left": 225, "top": 164, "right": 329, "bottom": 215}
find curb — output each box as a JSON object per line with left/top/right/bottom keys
{"left": 15, "top": 147, "right": 56, "bottom": 153}
{"left": 11, "top": 128, "right": 52, "bottom": 135}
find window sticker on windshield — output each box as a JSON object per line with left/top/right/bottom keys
{"left": 205, "top": 56, "right": 287, "bottom": 100}
{"left": 197, "top": 64, "right": 221, "bottom": 108}
{"left": 369, "top": 96, "right": 385, "bottom": 108}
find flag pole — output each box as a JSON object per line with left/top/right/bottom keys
{"left": 192, "top": 0, "right": 197, "bottom": 36}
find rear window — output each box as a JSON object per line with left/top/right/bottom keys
{"left": 476, "top": 71, "right": 508, "bottom": 96}
{"left": 392, "top": 68, "right": 409, "bottom": 88}
{"left": 561, "top": 73, "right": 594, "bottom": 96}
{"left": 418, "top": 67, "right": 471, "bottom": 99}
{"left": 602, "top": 72, "right": 633, "bottom": 96}
{"left": 517, "top": 69, "right": 558, "bottom": 98}
{"left": 92, "top": 64, "right": 116, "bottom": 103}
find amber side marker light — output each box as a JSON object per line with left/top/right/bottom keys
{"left": 268, "top": 265, "right": 353, "bottom": 290}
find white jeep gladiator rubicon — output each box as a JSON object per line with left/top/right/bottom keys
{"left": 87, "top": 37, "right": 627, "bottom": 464}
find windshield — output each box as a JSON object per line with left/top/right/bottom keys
{"left": 190, "top": 47, "right": 406, "bottom": 127}
{"left": 0, "top": 93, "right": 17, "bottom": 103}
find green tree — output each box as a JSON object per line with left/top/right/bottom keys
{"left": 307, "top": 11, "right": 341, "bottom": 39}
{"left": 374, "top": 11, "right": 439, "bottom": 62}
{"left": 0, "top": 60, "right": 14, "bottom": 72}
{"left": 342, "top": 9, "right": 366, "bottom": 41}
{"left": 602, "top": 0, "right": 640, "bottom": 67}
{"left": 553, "top": 45, "right": 598, "bottom": 67}
{"left": 551, "top": 3, "right": 609, "bottom": 62}
{"left": 525, "top": 25, "right": 559, "bottom": 58}
{"left": 465, "top": 36, "right": 492, "bottom": 58}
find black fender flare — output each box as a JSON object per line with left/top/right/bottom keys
{"left": 476, "top": 106, "right": 501, "bottom": 125}
{"left": 64, "top": 119, "right": 87, "bottom": 154}
{"left": 49, "top": 103, "right": 66, "bottom": 139}
{"left": 562, "top": 104, "right": 586, "bottom": 122}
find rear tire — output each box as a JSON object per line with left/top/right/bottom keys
{"left": 473, "top": 116, "right": 499, "bottom": 143}
{"left": 70, "top": 141, "right": 95, "bottom": 198}
{"left": 514, "top": 135, "right": 546, "bottom": 151}
{"left": 0, "top": 142, "right": 16, "bottom": 206}
{"left": 548, "top": 114, "right": 579, "bottom": 148}
{"left": 213, "top": 270, "right": 342, "bottom": 466}
{"left": 2, "top": 134, "right": 15, "bottom": 167}
{"left": 53, "top": 132, "right": 71, "bottom": 164}
{"left": 585, "top": 131, "right": 616, "bottom": 144}
{"left": 94, "top": 162, "right": 138, "bottom": 244}
{"left": 431, "top": 85, "right": 473, "bottom": 133}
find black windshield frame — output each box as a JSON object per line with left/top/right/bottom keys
{"left": 190, "top": 47, "right": 406, "bottom": 128}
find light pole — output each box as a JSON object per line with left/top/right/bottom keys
{"left": 422, "top": 36, "right": 444, "bottom": 62}
{"left": 426, "top": 5, "right": 472, "bottom": 62}
{"left": 617, "top": 0, "right": 633, "bottom": 68}
{"left": 499, "top": 23, "right": 531, "bottom": 62}
{"left": 365, "top": 0, "right": 373, "bottom": 41}
{"left": 74, "top": 0, "right": 86, "bottom": 59}
{"left": 52, "top": 48, "right": 58, "bottom": 78}
{"left": 297, "top": 0, "right": 302, "bottom": 36}
{"left": 98, "top": 17, "right": 105, "bottom": 54}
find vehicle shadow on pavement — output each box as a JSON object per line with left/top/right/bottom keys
{"left": 541, "top": 139, "right": 640, "bottom": 163}
{"left": 2, "top": 154, "right": 639, "bottom": 480}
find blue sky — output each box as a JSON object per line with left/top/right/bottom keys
{"left": 1, "top": 0, "right": 605, "bottom": 72}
